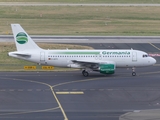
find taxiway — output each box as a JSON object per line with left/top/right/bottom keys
{"left": 0, "top": 42, "right": 160, "bottom": 120}
{"left": 0, "top": 68, "right": 160, "bottom": 120}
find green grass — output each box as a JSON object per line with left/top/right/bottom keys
{"left": 0, "top": 0, "right": 160, "bottom": 3}
{"left": 0, "top": 42, "right": 93, "bottom": 71}
{"left": 1, "top": 6, "right": 160, "bottom": 36}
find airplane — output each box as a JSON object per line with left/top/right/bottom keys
{"left": 8, "top": 24, "right": 156, "bottom": 77}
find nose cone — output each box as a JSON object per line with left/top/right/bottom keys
{"left": 151, "top": 57, "right": 156, "bottom": 65}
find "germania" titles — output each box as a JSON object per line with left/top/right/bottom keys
{"left": 102, "top": 51, "right": 130, "bottom": 55}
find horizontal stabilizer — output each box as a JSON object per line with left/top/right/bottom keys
{"left": 8, "top": 51, "right": 31, "bottom": 58}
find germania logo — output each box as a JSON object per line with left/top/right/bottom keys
{"left": 102, "top": 51, "right": 130, "bottom": 55}
{"left": 16, "top": 32, "right": 28, "bottom": 44}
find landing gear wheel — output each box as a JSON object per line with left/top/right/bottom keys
{"left": 132, "top": 67, "right": 136, "bottom": 76}
{"left": 82, "top": 70, "right": 89, "bottom": 77}
{"left": 132, "top": 72, "right": 136, "bottom": 76}
{"left": 82, "top": 70, "right": 85, "bottom": 74}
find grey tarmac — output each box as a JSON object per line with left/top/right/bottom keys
{"left": 0, "top": 68, "right": 160, "bottom": 120}
{"left": 1, "top": 36, "right": 160, "bottom": 43}
{"left": 0, "top": 42, "right": 160, "bottom": 120}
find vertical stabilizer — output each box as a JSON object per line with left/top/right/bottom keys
{"left": 11, "top": 24, "right": 41, "bottom": 51}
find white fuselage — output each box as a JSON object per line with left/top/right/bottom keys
{"left": 9, "top": 49, "right": 156, "bottom": 68}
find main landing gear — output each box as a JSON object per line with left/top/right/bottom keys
{"left": 132, "top": 67, "right": 136, "bottom": 76}
{"left": 82, "top": 70, "right": 89, "bottom": 77}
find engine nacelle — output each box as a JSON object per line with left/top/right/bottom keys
{"left": 67, "top": 64, "right": 81, "bottom": 68}
{"left": 99, "top": 64, "right": 115, "bottom": 74}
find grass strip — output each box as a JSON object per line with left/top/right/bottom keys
{"left": 0, "top": 0, "right": 160, "bottom": 3}
{"left": 0, "top": 6, "right": 160, "bottom": 36}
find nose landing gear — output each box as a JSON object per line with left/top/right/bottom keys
{"left": 132, "top": 67, "right": 136, "bottom": 76}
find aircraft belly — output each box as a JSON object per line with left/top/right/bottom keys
{"left": 115, "top": 58, "right": 133, "bottom": 67}
{"left": 47, "top": 59, "right": 68, "bottom": 67}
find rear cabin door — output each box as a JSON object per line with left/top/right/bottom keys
{"left": 132, "top": 52, "right": 137, "bottom": 61}
{"left": 40, "top": 51, "right": 45, "bottom": 62}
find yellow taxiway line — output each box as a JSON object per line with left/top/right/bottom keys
{"left": 0, "top": 77, "right": 68, "bottom": 120}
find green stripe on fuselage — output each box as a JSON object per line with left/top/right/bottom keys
{"left": 49, "top": 51, "right": 100, "bottom": 55}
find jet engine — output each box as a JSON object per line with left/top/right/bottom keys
{"left": 99, "top": 64, "right": 116, "bottom": 74}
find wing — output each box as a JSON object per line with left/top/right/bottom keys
{"left": 71, "top": 59, "right": 116, "bottom": 74}
{"left": 72, "top": 60, "right": 105, "bottom": 69}
{"left": 72, "top": 60, "right": 116, "bottom": 70}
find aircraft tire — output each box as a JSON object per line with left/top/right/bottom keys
{"left": 82, "top": 70, "right": 85, "bottom": 74}
{"left": 83, "top": 71, "right": 89, "bottom": 77}
{"left": 132, "top": 72, "right": 136, "bottom": 76}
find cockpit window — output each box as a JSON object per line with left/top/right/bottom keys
{"left": 143, "top": 54, "right": 148, "bottom": 57}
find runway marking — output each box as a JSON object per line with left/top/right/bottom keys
{"left": 0, "top": 89, "right": 52, "bottom": 92}
{"left": 154, "top": 64, "right": 160, "bottom": 66}
{"left": 54, "top": 89, "right": 122, "bottom": 91}
{"left": 27, "top": 89, "right": 33, "bottom": 91}
{"left": 90, "top": 89, "right": 95, "bottom": 91}
{"left": 63, "top": 89, "right": 68, "bottom": 91}
{"left": 149, "top": 43, "right": 160, "bottom": 51}
{"left": 45, "top": 89, "right": 50, "bottom": 91}
{"left": 18, "top": 89, "right": 23, "bottom": 91}
{"left": 99, "top": 89, "right": 104, "bottom": 91}
{"left": 0, "top": 77, "right": 68, "bottom": 120}
{"left": 36, "top": 89, "right": 41, "bottom": 91}
{"left": 0, "top": 89, "right": 6, "bottom": 91}
{"left": 107, "top": 89, "right": 114, "bottom": 91}
{"left": 56, "top": 91, "right": 84, "bottom": 94}
{"left": 72, "top": 89, "right": 77, "bottom": 91}
{"left": 81, "top": 89, "right": 86, "bottom": 91}
{"left": 139, "top": 71, "right": 160, "bottom": 75}
{"left": 0, "top": 107, "right": 59, "bottom": 116}
{"left": 9, "top": 89, "right": 14, "bottom": 91}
